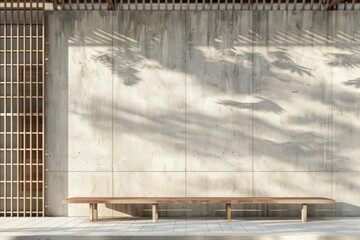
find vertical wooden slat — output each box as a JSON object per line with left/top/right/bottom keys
{"left": 277, "top": 0, "right": 280, "bottom": 10}
{"left": 195, "top": 0, "right": 198, "bottom": 10}
{"left": 173, "top": 0, "right": 176, "bottom": 10}
{"left": 120, "top": 0, "right": 123, "bottom": 10}
{"left": 325, "top": 0, "right": 330, "bottom": 9}
{"left": 29, "top": 0, "right": 33, "bottom": 218}
{"left": 218, "top": 0, "right": 220, "bottom": 10}
{"left": 232, "top": 0, "right": 235, "bottom": 9}
{"left": 61, "top": 0, "right": 65, "bottom": 10}
{"left": 35, "top": 0, "right": 40, "bottom": 218}
{"left": 84, "top": 0, "right": 88, "bottom": 10}
{"left": 143, "top": 0, "right": 146, "bottom": 10}
{"left": 158, "top": 0, "right": 161, "bottom": 10}
{"left": 98, "top": 0, "right": 102, "bottom": 10}
{"left": 302, "top": 0, "right": 306, "bottom": 10}
{"left": 150, "top": 0, "right": 153, "bottom": 10}
{"left": 248, "top": 0, "right": 251, "bottom": 10}
{"left": 22, "top": 0, "right": 26, "bottom": 217}
{"left": 53, "top": 0, "right": 57, "bottom": 10}
{"left": 210, "top": 0, "right": 213, "bottom": 10}
{"left": 351, "top": 0, "right": 355, "bottom": 10}
{"left": 262, "top": 0, "right": 266, "bottom": 10}
{"left": 318, "top": 0, "right": 322, "bottom": 10}
{"left": 4, "top": 0, "right": 8, "bottom": 218}
{"left": 203, "top": 0, "right": 206, "bottom": 10}
{"left": 16, "top": 0, "right": 20, "bottom": 218}
{"left": 10, "top": 0, "right": 14, "bottom": 218}
{"left": 285, "top": 0, "right": 289, "bottom": 10}
{"left": 255, "top": 0, "right": 258, "bottom": 10}
{"left": 42, "top": 0, "right": 45, "bottom": 217}
{"left": 310, "top": 0, "right": 314, "bottom": 10}
{"left": 240, "top": 0, "right": 243, "bottom": 10}
{"left": 76, "top": 0, "right": 80, "bottom": 10}
{"left": 188, "top": 0, "right": 190, "bottom": 10}
{"left": 68, "top": 0, "right": 72, "bottom": 10}
{"left": 91, "top": 0, "right": 95, "bottom": 10}
{"left": 294, "top": 0, "right": 297, "bottom": 9}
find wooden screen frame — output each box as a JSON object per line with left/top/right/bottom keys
{"left": 0, "top": 0, "right": 45, "bottom": 217}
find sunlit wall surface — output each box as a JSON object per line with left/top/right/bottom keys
{"left": 46, "top": 11, "right": 360, "bottom": 217}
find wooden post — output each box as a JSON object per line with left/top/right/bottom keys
{"left": 152, "top": 204, "right": 159, "bottom": 222}
{"left": 301, "top": 204, "right": 307, "bottom": 222}
{"left": 93, "top": 203, "right": 98, "bottom": 220}
{"left": 89, "top": 203, "right": 94, "bottom": 221}
{"left": 226, "top": 203, "right": 231, "bottom": 222}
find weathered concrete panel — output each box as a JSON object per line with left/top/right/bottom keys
{"left": 112, "top": 11, "right": 186, "bottom": 171}
{"left": 45, "top": 172, "right": 68, "bottom": 216}
{"left": 254, "top": 172, "right": 332, "bottom": 197}
{"left": 331, "top": 12, "right": 360, "bottom": 171}
{"left": 185, "top": 11, "right": 253, "bottom": 171}
{"left": 68, "top": 172, "right": 113, "bottom": 217}
{"left": 252, "top": 11, "right": 332, "bottom": 172}
{"left": 68, "top": 12, "right": 113, "bottom": 172}
{"left": 186, "top": 172, "right": 252, "bottom": 197}
{"left": 45, "top": 12, "right": 73, "bottom": 172}
{"left": 332, "top": 172, "right": 360, "bottom": 216}
{"left": 112, "top": 172, "right": 185, "bottom": 197}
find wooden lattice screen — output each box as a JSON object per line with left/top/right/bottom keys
{"left": 51, "top": 0, "right": 360, "bottom": 11}
{"left": 0, "top": 1, "right": 45, "bottom": 217}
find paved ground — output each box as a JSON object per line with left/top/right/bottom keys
{"left": 0, "top": 217, "right": 360, "bottom": 239}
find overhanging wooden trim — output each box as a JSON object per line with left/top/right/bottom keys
{"left": 0, "top": 2, "right": 53, "bottom": 10}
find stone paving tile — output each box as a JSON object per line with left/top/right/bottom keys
{"left": 1, "top": 217, "right": 360, "bottom": 236}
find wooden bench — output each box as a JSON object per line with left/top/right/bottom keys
{"left": 63, "top": 197, "right": 335, "bottom": 222}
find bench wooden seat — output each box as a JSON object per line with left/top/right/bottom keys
{"left": 63, "top": 197, "right": 335, "bottom": 222}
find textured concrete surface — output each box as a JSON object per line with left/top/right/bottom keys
{"left": 186, "top": 11, "right": 253, "bottom": 172}
{"left": 45, "top": 11, "right": 360, "bottom": 218}
{"left": 112, "top": 12, "right": 186, "bottom": 172}
{"left": 1, "top": 217, "right": 360, "bottom": 238}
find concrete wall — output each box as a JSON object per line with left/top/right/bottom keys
{"left": 45, "top": 11, "right": 360, "bottom": 217}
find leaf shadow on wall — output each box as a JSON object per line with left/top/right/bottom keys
{"left": 67, "top": 12, "right": 360, "bottom": 218}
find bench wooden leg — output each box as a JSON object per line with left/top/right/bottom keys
{"left": 152, "top": 204, "right": 159, "bottom": 222}
{"left": 89, "top": 203, "right": 94, "bottom": 222}
{"left": 93, "top": 203, "right": 98, "bottom": 220}
{"left": 226, "top": 203, "right": 231, "bottom": 222}
{"left": 301, "top": 204, "right": 307, "bottom": 222}
{"left": 89, "top": 203, "right": 98, "bottom": 221}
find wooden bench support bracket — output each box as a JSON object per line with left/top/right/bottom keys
{"left": 152, "top": 204, "right": 159, "bottom": 222}
{"left": 226, "top": 203, "right": 231, "bottom": 222}
{"left": 301, "top": 204, "right": 307, "bottom": 222}
{"left": 89, "top": 203, "right": 98, "bottom": 222}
